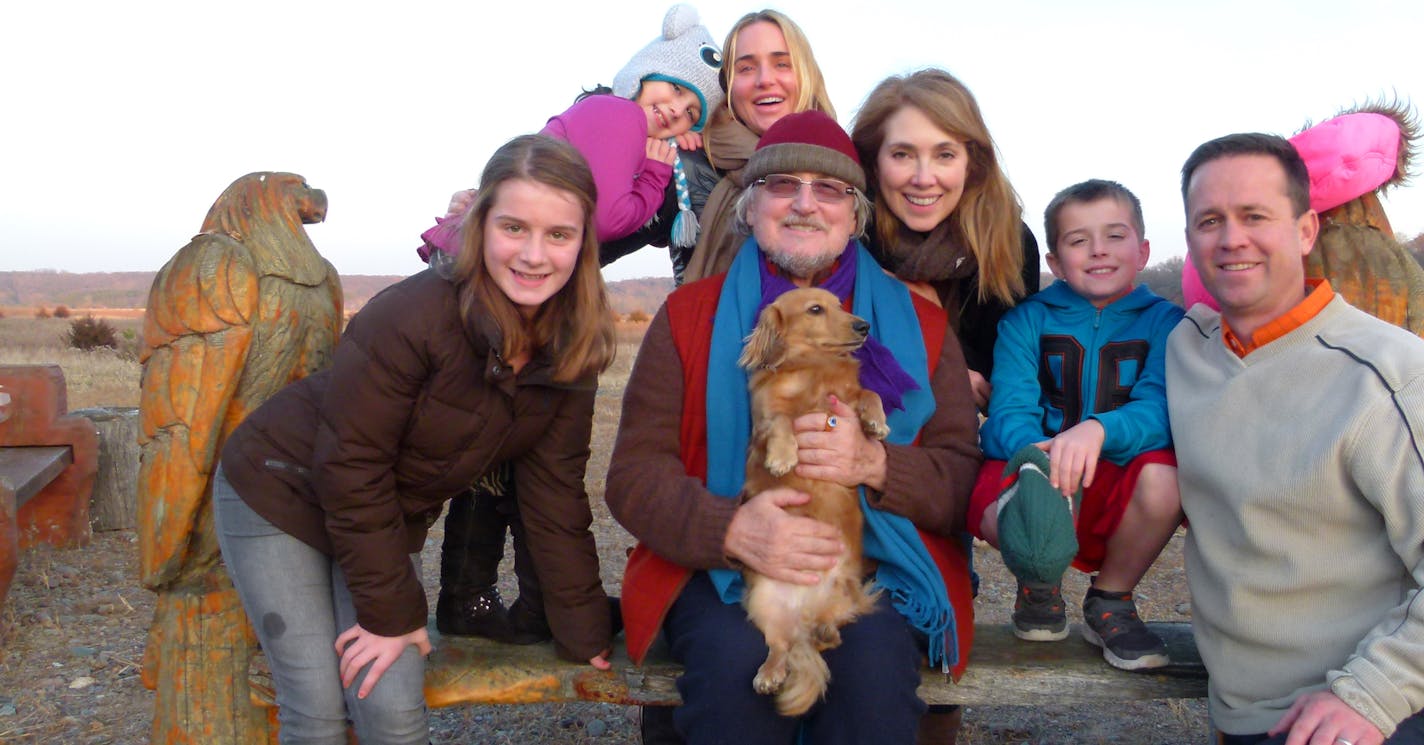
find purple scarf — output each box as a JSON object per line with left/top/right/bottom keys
{"left": 757, "top": 242, "right": 920, "bottom": 411}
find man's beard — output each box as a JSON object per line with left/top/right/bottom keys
{"left": 762, "top": 221, "right": 842, "bottom": 279}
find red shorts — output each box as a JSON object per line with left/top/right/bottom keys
{"left": 967, "top": 449, "right": 1176, "bottom": 573}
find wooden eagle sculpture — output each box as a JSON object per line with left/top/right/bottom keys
{"left": 1298, "top": 101, "right": 1424, "bottom": 334}
{"left": 138, "top": 172, "right": 342, "bottom": 743}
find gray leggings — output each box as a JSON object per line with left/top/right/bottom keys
{"left": 213, "top": 467, "right": 427, "bottom": 745}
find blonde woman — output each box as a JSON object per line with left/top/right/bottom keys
{"left": 682, "top": 9, "right": 837, "bottom": 282}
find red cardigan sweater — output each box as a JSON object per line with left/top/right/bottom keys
{"left": 614, "top": 274, "right": 979, "bottom": 679}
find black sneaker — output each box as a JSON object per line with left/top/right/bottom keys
{"left": 1012, "top": 580, "right": 1068, "bottom": 641}
{"left": 1081, "top": 589, "right": 1169, "bottom": 670}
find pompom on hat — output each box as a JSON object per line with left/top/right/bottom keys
{"left": 612, "top": 4, "right": 723, "bottom": 132}
{"left": 1289, "top": 111, "right": 1402, "bottom": 213}
{"left": 742, "top": 110, "right": 867, "bottom": 192}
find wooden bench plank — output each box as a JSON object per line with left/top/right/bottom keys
{"left": 937, "top": 623, "right": 1205, "bottom": 706}
{"left": 0, "top": 446, "right": 73, "bottom": 508}
{"left": 1, "top": 446, "right": 76, "bottom": 607}
{"left": 251, "top": 621, "right": 1206, "bottom": 710}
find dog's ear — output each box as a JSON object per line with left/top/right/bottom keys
{"left": 740, "top": 304, "right": 786, "bottom": 370}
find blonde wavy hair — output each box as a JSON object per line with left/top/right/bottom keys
{"left": 851, "top": 68, "right": 1025, "bottom": 304}
{"left": 454, "top": 135, "right": 615, "bottom": 382}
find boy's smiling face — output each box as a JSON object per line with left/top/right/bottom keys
{"left": 1047, "top": 197, "right": 1151, "bottom": 308}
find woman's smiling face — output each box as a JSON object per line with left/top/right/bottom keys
{"left": 875, "top": 105, "right": 970, "bottom": 233}
{"left": 728, "top": 21, "right": 800, "bottom": 136}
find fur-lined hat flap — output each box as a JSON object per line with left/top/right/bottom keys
{"left": 1290, "top": 111, "right": 1403, "bottom": 212}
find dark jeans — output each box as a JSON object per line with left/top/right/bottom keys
{"left": 660, "top": 572, "right": 925, "bottom": 745}
{"left": 1218, "top": 707, "right": 1424, "bottom": 744}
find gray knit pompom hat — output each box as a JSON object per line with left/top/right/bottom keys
{"left": 611, "top": 4, "right": 724, "bottom": 132}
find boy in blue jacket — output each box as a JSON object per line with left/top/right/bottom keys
{"left": 971, "top": 179, "right": 1184, "bottom": 670}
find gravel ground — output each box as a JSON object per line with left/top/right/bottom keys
{"left": 0, "top": 523, "right": 1206, "bottom": 744}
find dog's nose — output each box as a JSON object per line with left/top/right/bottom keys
{"left": 852, "top": 319, "right": 870, "bottom": 336}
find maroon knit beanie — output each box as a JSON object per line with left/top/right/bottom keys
{"left": 742, "top": 110, "right": 866, "bottom": 191}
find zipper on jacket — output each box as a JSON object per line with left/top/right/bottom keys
{"left": 263, "top": 459, "right": 312, "bottom": 477}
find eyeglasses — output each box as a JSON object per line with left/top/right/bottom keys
{"left": 754, "top": 174, "right": 855, "bottom": 204}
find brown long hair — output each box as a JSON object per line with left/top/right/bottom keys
{"left": 718, "top": 10, "right": 835, "bottom": 126}
{"left": 453, "top": 135, "right": 615, "bottom": 382}
{"left": 851, "top": 69, "right": 1025, "bottom": 304}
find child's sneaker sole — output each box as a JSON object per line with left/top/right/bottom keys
{"left": 1081, "top": 624, "right": 1170, "bottom": 670}
{"left": 1013, "top": 625, "right": 1070, "bottom": 642}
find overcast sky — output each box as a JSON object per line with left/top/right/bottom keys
{"left": 4, "top": 0, "right": 1422, "bottom": 282}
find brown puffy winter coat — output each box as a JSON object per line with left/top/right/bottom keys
{"left": 221, "top": 269, "right": 610, "bottom": 660}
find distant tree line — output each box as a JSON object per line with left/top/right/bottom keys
{"left": 1406, "top": 231, "right": 1424, "bottom": 266}
{"left": 1128, "top": 232, "right": 1424, "bottom": 308}
{"left": 1139, "top": 256, "right": 1185, "bottom": 305}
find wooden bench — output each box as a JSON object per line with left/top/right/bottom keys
{"left": 0, "top": 446, "right": 73, "bottom": 601}
{"left": 250, "top": 621, "right": 1205, "bottom": 710}
{"left": 0, "top": 365, "right": 100, "bottom": 607}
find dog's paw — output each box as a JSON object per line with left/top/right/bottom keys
{"left": 811, "top": 623, "right": 842, "bottom": 652}
{"left": 753, "top": 662, "right": 788, "bottom": 694}
{"left": 765, "top": 438, "right": 798, "bottom": 477}
{"left": 858, "top": 392, "right": 890, "bottom": 440}
{"left": 861, "top": 416, "right": 890, "bottom": 441}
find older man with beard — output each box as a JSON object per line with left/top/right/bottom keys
{"left": 606, "top": 111, "right": 982, "bottom": 745}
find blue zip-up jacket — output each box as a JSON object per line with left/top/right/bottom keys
{"left": 980, "top": 281, "right": 1184, "bottom": 465}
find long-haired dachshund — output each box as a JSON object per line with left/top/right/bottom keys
{"left": 737, "top": 287, "right": 889, "bottom": 716}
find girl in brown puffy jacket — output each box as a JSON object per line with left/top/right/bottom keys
{"left": 213, "top": 134, "right": 617, "bottom": 744}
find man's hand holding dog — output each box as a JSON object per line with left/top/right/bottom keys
{"left": 792, "top": 395, "right": 888, "bottom": 491}
{"left": 726, "top": 488, "right": 844, "bottom": 585}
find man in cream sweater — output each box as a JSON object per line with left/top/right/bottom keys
{"left": 1168, "top": 132, "right": 1424, "bottom": 745}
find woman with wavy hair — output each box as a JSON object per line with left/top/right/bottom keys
{"left": 852, "top": 68, "right": 1040, "bottom": 410}
{"left": 213, "top": 134, "right": 617, "bottom": 743}
{"left": 845, "top": 67, "right": 1038, "bottom": 745}
{"left": 681, "top": 9, "right": 837, "bottom": 282}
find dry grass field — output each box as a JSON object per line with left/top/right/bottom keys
{"left": 0, "top": 314, "right": 144, "bottom": 409}
{"left": 0, "top": 312, "right": 1206, "bottom": 743}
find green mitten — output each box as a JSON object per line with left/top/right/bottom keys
{"left": 996, "top": 444, "right": 1078, "bottom": 585}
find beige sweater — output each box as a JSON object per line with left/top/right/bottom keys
{"left": 1167, "top": 297, "right": 1424, "bottom": 736}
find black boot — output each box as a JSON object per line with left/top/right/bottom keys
{"left": 504, "top": 501, "right": 553, "bottom": 645}
{"left": 916, "top": 704, "right": 963, "bottom": 745}
{"left": 640, "top": 705, "right": 682, "bottom": 745}
{"left": 435, "top": 586, "right": 513, "bottom": 640}
{"left": 436, "top": 469, "right": 514, "bottom": 640}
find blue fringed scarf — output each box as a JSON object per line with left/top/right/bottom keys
{"left": 703, "top": 237, "right": 959, "bottom": 669}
